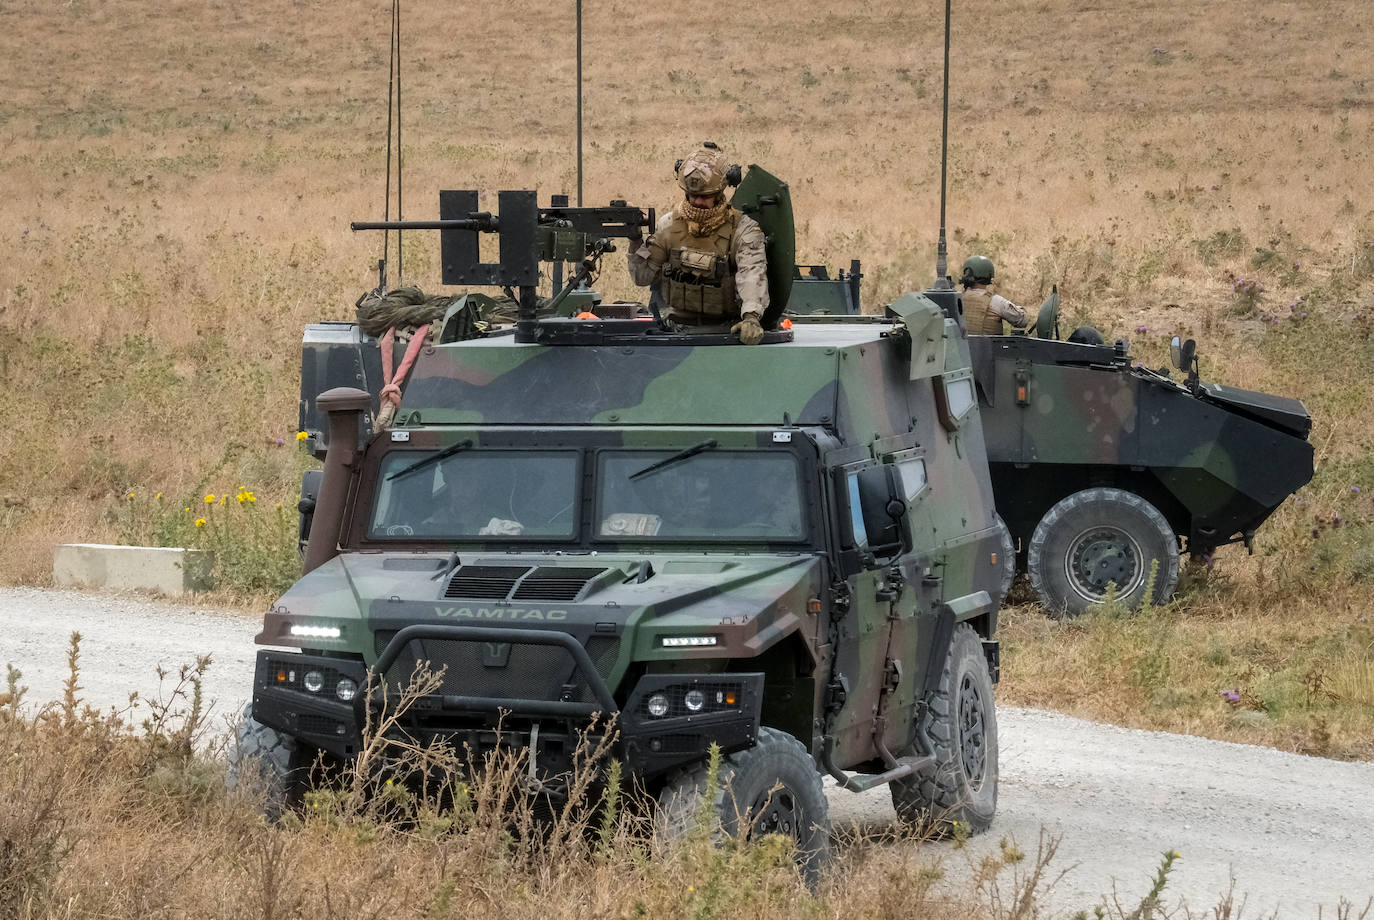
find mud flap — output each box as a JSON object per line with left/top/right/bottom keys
{"left": 731, "top": 165, "right": 795, "bottom": 328}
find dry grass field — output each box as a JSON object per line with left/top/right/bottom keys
{"left": 1, "top": 0, "right": 1373, "bottom": 752}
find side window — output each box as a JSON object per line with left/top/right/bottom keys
{"left": 894, "top": 455, "right": 928, "bottom": 504}
{"left": 936, "top": 369, "right": 977, "bottom": 430}
{"left": 846, "top": 472, "right": 869, "bottom": 548}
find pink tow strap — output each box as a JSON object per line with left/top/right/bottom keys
{"left": 377, "top": 323, "right": 431, "bottom": 426}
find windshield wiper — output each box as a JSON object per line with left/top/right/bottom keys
{"left": 629, "top": 439, "right": 718, "bottom": 481}
{"left": 386, "top": 439, "right": 473, "bottom": 482}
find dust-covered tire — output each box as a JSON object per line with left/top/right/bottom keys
{"left": 656, "top": 727, "right": 831, "bottom": 882}
{"left": 226, "top": 703, "right": 309, "bottom": 820}
{"left": 993, "top": 514, "right": 1016, "bottom": 606}
{"left": 1027, "top": 487, "right": 1179, "bottom": 618}
{"left": 890, "top": 624, "right": 998, "bottom": 835}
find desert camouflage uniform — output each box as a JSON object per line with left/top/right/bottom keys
{"left": 628, "top": 208, "right": 769, "bottom": 326}
{"left": 963, "top": 286, "right": 1027, "bottom": 335}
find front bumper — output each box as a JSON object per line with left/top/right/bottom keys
{"left": 252, "top": 624, "right": 764, "bottom": 779}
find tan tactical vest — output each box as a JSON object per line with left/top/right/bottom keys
{"left": 657, "top": 209, "right": 740, "bottom": 323}
{"left": 963, "top": 287, "right": 1005, "bottom": 335}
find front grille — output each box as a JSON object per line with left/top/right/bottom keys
{"left": 510, "top": 566, "right": 608, "bottom": 601}
{"left": 382, "top": 636, "right": 613, "bottom": 705}
{"left": 444, "top": 565, "right": 531, "bottom": 598}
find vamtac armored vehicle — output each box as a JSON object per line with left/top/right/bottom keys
{"left": 232, "top": 168, "right": 1008, "bottom": 868}
{"left": 966, "top": 296, "right": 1314, "bottom": 617}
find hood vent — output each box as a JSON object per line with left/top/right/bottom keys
{"left": 443, "top": 565, "right": 608, "bottom": 602}
{"left": 511, "top": 566, "right": 609, "bottom": 602}
{"left": 444, "top": 565, "right": 532, "bottom": 599}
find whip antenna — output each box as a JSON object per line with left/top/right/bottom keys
{"left": 576, "top": 0, "right": 584, "bottom": 206}
{"left": 933, "top": 0, "right": 952, "bottom": 289}
{"left": 376, "top": 0, "right": 404, "bottom": 289}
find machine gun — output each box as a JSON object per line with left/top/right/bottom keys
{"left": 352, "top": 191, "right": 655, "bottom": 343}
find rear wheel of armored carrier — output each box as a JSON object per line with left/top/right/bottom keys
{"left": 655, "top": 727, "right": 831, "bottom": 883}
{"left": 227, "top": 703, "right": 312, "bottom": 820}
{"left": 1027, "top": 487, "right": 1179, "bottom": 618}
{"left": 890, "top": 624, "right": 998, "bottom": 836}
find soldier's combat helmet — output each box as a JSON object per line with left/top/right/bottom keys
{"left": 676, "top": 142, "right": 730, "bottom": 196}
{"left": 961, "top": 254, "right": 995, "bottom": 286}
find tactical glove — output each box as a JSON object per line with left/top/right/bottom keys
{"left": 731, "top": 314, "right": 764, "bottom": 346}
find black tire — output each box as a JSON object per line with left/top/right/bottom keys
{"left": 890, "top": 624, "right": 998, "bottom": 835}
{"left": 1027, "top": 487, "right": 1180, "bottom": 618}
{"left": 226, "top": 703, "right": 310, "bottom": 820}
{"left": 656, "top": 727, "right": 831, "bottom": 882}
{"left": 993, "top": 514, "right": 1016, "bottom": 607}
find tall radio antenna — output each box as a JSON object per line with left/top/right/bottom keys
{"left": 933, "top": 0, "right": 952, "bottom": 289}
{"left": 576, "top": 0, "right": 584, "bottom": 206}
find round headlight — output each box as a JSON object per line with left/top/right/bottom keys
{"left": 684, "top": 689, "right": 706, "bottom": 712}
{"left": 303, "top": 670, "right": 324, "bottom": 693}
{"left": 646, "top": 693, "right": 669, "bottom": 718}
{"left": 335, "top": 677, "right": 358, "bottom": 702}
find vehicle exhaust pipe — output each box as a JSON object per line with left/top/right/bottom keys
{"left": 303, "top": 387, "right": 372, "bottom": 574}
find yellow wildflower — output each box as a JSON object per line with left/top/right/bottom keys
{"left": 204, "top": 494, "right": 215, "bottom": 504}
{"left": 184, "top": 507, "right": 191, "bottom": 513}
{"left": 237, "top": 489, "right": 257, "bottom": 504}
{"left": 296, "top": 431, "right": 309, "bottom": 442}
{"left": 127, "top": 492, "right": 135, "bottom": 500}
{"left": 155, "top": 492, "right": 162, "bottom": 500}
{"left": 194, "top": 518, "right": 206, "bottom": 527}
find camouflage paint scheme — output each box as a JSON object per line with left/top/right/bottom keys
{"left": 968, "top": 334, "right": 1314, "bottom": 563}
{"left": 257, "top": 290, "right": 1004, "bottom": 787}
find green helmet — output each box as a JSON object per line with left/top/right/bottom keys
{"left": 961, "top": 255, "right": 995, "bottom": 285}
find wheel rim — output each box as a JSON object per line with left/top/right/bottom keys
{"left": 1064, "top": 524, "right": 1144, "bottom": 602}
{"left": 748, "top": 786, "right": 802, "bottom": 840}
{"left": 958, "top": 672, "right": 988, "bottom": 790}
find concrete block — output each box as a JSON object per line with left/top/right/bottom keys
{"left": 53, "top": 544, "right": 215, "bottom": 594}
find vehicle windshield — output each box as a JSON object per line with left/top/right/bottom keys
{"left": 596, "top": 450, "right": 805, "bottom": 540}
{"left": 369, "top": 449, "right": 579, "bottom": 539}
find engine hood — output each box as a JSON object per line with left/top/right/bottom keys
{"left": 258, "top": 551, "right": 822, "bottom": 665}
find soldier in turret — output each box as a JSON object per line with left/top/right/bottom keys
{"left": 961, "top": 254, "right": 1028, "bottom": 335}
{"left": 628, "top": 142, "right": 769, "bottom": 344}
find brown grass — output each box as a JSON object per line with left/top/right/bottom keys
{"left": 1, "top": 0, "right": 1372, "bottom": 749}
{"left": 0, "top": 641, "right": 1274, "bottom": 920}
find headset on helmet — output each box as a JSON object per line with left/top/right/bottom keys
{"left": 674, "top": 141, "right": 743, "bottom": 196}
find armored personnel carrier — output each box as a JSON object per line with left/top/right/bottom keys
{"left": 234, "top": 169, "right": 1007, "bottom": 870}
{"left": 968, "top": 296, "right": 1314, "bottom": 617}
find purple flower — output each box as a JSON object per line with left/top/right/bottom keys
{"left": 1135, "top": 325, "right": 1148, "bottom": 333}
{"left": 1220, "top": 689, "right": 1241, "bottom": 705}
{"left": 1211, "top": 184, "right": 1220, "bottom": 190}
{"left": 1353, "top": 486, "right": 1362, "bottom": 493}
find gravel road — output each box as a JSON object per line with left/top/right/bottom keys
{"left": 3, "top": 587, "right": 1371, "bottom": 916}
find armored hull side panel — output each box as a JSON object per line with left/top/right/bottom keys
{"left": 971, "top": 334, "right": 1313, "bottom": 562}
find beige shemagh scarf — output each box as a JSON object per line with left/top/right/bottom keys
{"left": 678, "top": 197, "right": 729, "bottom": 237}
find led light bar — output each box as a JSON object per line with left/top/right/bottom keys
{"left": 289, "top": 625, "right": 342, "bottom": 639}
{"left": 660, "top": 636, "right": 717, "bottom": 647}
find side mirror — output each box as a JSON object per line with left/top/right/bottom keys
{"left": 297, "top": 468, "right": 323, "bottom": 557}
{"left": 1170, "top": 335, "right": 1197, "bottom": 373}
{"left": 844, "top": 465, "right": 911, "bottom": 565}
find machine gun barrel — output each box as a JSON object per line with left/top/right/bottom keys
{"left": 351, "top": 217, "right": 497, "bottom": 232}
